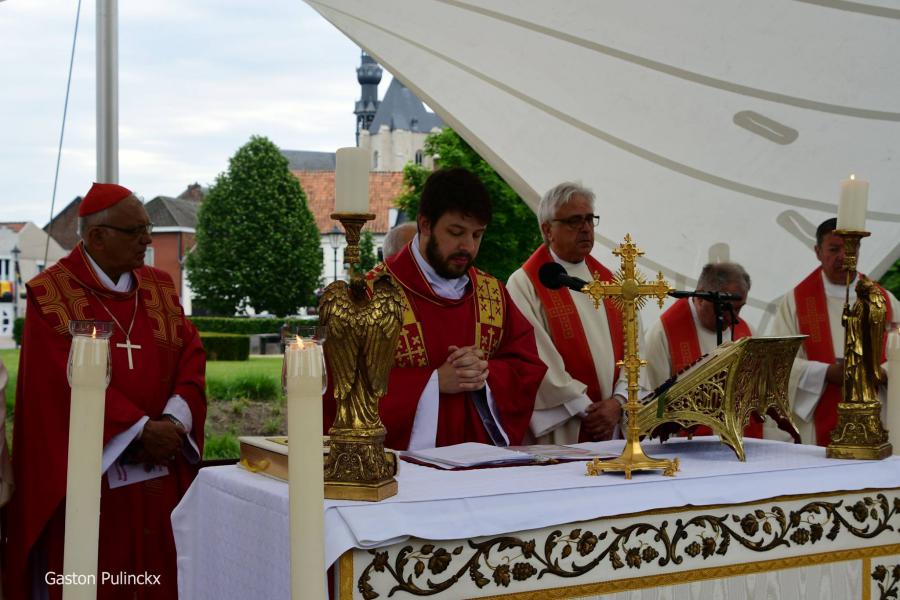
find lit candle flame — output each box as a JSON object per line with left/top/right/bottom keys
{"left": 91, "top": 326, "right": 97, "bottom": 339}
{"left": 294, "top": 335, "right": 303, "bottom": 349}
{"left": 850, "top": 174, "right": 855, "bottom": 180}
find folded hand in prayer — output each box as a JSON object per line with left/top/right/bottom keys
{"left": 439, "top": 345, "right": 489, "bottom": 393}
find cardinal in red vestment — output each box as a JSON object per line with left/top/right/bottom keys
{"left": 3, "top": 183, "right": 206, "bottom": 600}
{"left": 323, "top": 168, "right": 546, "bottom": 450}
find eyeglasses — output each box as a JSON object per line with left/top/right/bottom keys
{"left": 98, "top": 223, "right": 154, "bottom": 237}
{"left": 551, "top": 214, "right": 599, "bottom": 230}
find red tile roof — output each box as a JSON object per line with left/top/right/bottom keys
{"left": 292, "top": 171, "right": 407, "bottom": 234}
{"left": 0, "top": 222, "right": 27, "bottom": 233}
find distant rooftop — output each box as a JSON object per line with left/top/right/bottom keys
{"left": 0, "top": 222, "right": 27, "bottom": 234}
{"left": 145, "top": 196, "right": 199, "bottom": 228}
{"left": 281, "top": 150, "right": 336, "bottom": 172}
{"left": 369, "top": 79, "right": 444, "bottom": 134}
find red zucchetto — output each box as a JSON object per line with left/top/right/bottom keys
{"left": 78, "top": 182, "right": 133, "bottom": 216}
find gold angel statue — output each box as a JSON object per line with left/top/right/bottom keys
{"left": 320, "top": 273, "right": 403, "bottom": 434}
{"left": 843, "top": 276, "right": 887, "bottom": 405}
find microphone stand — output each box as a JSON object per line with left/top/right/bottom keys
{"left": 669, "top": 290, "right": 740, "bottom": 345}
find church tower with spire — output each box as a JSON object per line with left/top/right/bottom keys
{"left": 354, "top": 53, "right": 382, "bottom": 145}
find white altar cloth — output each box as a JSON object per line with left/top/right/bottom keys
{"left": 172, "top": 438, "right": 900, "bottom": 599}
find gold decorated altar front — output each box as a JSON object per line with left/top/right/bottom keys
{"left": 171, "top": 438, "right": 900, "bottom": 600}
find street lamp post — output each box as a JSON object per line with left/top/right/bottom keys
{"left": 327, "top": 226, "right": 342, "bottom": 283}
{"left": 10, "top": 245, "right": 21, "bottom": 321}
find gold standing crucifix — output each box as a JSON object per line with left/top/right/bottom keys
{"left": 583, "top": 234, "right": 679, "bottom": 479}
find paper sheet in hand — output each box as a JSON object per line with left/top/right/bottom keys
{"left": 403, "top": 442, "right": 534, "bottom": 468}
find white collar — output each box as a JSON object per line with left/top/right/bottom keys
{"left": 822, "top": 269, "right": 856, "bottom": 301}
{"left": 411, "top": 234, "right": 470, "bottom": 300}
{"left": 84, "top": 248, "right": 133, "bottom": 293}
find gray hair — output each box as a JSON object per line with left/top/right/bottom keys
{"left": 538, "top": 182, "right": 595, "bottom": 243}
{"left": 382, "top": 222, "right": 417, "bottom": 258}
{"left": 77, "top": 207, "right": 112, "bottom": 239}
{"left": 696, "top": 262, "right": 751, "bottom": 295}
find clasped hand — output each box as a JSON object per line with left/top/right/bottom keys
{"left": 438, "top": 345, "right": 489, "bottom": 394}
{"left": 132, "top": 419, "right": 185, "bottom": 468}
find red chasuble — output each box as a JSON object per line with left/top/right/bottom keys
{"left": 4, "top": 243, "right": 206, "bottom": 600}
{"left": 521, "top": 244, "right": 624, "bottom": 442}
{"left": 322, "top": 245, "right": 545, "bottom": 450}
{"left": 659, "top": 298, "right": 761, "bottom": 438}
{"left": 794, "top": 267, "right": 893, "bottom": 446}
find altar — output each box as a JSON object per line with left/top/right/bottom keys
{"left": 172, "top": 438, "right": 900, "bottom": 599}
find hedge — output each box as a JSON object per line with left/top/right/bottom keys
{"left": 200, "top": 332, "right": 250, "bottom": 361}
{"left": 13, "top": 317, "right": 24, "bottom": 347}
{"left": 189, "top": 316, "right": 318, "bottom": 335}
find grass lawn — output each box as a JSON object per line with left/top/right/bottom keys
{"left": 206, "top": 355, "right": 282, "bottom": 382}
{"left": 1, "top": 349, "right": 18, "bottom": 441}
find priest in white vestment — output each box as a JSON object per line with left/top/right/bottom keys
{"left": 768, "top": 218, "right": 899, "bottom": 445}
{"left": 645, "top": 263, "right": 754, "bottom": 390}
{"left": 508, "top": 182, "right": 642, "bottom": 444}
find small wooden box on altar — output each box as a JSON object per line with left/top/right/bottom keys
{"left": 238, "top": 436, "right": 336, "bottom": 482}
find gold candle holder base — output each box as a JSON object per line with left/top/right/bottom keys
{"left": 587, "top": 438, "right": 679, "bottom": 478}
{"left": 826, "top": 401, "right": 892, "bottom": 460}
{"left": 324, "top": 432, "right": 398, "bottom": 501}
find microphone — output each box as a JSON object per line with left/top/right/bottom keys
{"left": 668, "top": 290, "right": 743, "bottom": 302}
{"left": 538, "top": 262, "right": 590, "bottom": 292}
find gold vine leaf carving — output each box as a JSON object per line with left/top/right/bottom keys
{"left": 356, "top": 495, "right": 900, "bottom": 597}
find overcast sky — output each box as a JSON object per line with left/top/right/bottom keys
{"left": 0, "top": 0, "right": 388, "bottom": 225}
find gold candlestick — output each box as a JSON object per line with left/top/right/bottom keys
{"left": 583, "top": 235, "right": 679, "bottom": 479}
{"left": 330, "top": 211, "right": 375, "bottom": 275}
{"left": 826, "top": 229, "right": 892, "bottom": 460}
{"left": 320, "top": 212, "right": 404, "bottom": 500}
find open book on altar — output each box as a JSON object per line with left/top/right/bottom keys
{"left": 402, "top": 442, "right": 616, "bottom": 469}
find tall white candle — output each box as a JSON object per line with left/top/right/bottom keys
{"left": 837, "top": 174, "right": 869, "bottom": 231}
{"left": 887, "top": 328, "right": 900, "bottom": 455}
{"left": 285, "top": 339, "right": 326, "bottom": 599}
{"left": 335, "top": 146, "right": 370, "bottom": 213}
{"left": 63, "top": 331, "right": 109, "bottom": 600}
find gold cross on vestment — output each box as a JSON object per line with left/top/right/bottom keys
{"left": 581, "top": 234, "right": 679, "bottom": 479}
{"left": 116, "top": 338, "right": 142, "bottom": 370}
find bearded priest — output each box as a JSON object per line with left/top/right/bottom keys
{"left": 4, "top": 183, "right": 206, "bottom": 600}
{"left": 323, "top": 168, "right": 545, "bottom": 451}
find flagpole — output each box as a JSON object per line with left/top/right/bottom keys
{"left": 97, "top": 0, "right": 118, "bottom": 183}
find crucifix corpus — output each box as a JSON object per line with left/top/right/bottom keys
{"left": 583, "top": 234, "right": 679, "bottom": 479}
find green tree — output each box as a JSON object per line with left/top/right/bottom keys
{"left": 358, "top": 229, "right": 377, "bottom": 272}
{"left": 187, "top": 136, "right": 322, "bottom": 315}
{"left": 881, "top": 260, "right": 900, "bottom": 300}
{"left": 395, "top": 129, "right": 541, "bottom": 282}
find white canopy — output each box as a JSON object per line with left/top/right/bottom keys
{"left": 305, "top": 0, "right": 900, "bottom": 329}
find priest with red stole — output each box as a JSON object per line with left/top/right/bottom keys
{"left": 507, "top": 182, "right": 641, "bottom": 444}
{"left": 323, "top": 168, "right": 545, "bottom": 450}
{"left": 3, "top": 183, "right": 206, "bottom": 600}
{"left": 644, "top": 262, "right": 763, "bottom": 438}
{"left": 769, "top": 218, "right": 898, "bottom": 446}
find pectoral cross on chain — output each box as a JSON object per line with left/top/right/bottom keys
{"left": 581, "top": 234, "right": 679, "bottom": 478}
{"left": 116, "top": 338, "right": 142, "bottom": 370}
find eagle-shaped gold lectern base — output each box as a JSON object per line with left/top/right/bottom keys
{"left": 586, "top": 438, "right": 679, "bottom": 479}
{"left": 324, "top": 434, "right": 399, "bottom": 501}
